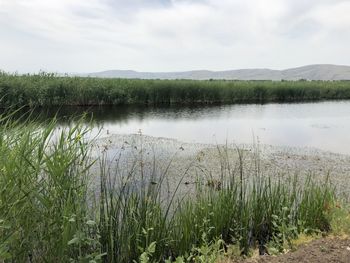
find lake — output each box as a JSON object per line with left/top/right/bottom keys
{"left": 38, "top": 100, "right": 350, "bottom": 155}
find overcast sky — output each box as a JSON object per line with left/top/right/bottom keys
{"left": 0, "top": 0, "right": 350, "bottom": 73}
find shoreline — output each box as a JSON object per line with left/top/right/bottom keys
{"left": 93, "top": 134, "right": 350, "bottom": 198}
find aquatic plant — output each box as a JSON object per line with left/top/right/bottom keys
{"left": 1, "top": 73, "right": 350, "bottom": 107}
{"left": 0, "top": 111, "right": 338, "bottom": 262}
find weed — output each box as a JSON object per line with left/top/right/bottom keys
{"left": 0, "top": 110, "right": 341, "bottom": 262}
{"left": 1, "top": 73, "right": 350, "bottom": 107}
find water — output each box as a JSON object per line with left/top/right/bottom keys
{"left": 37, "top": 100, "right": 350, "bottom": 155}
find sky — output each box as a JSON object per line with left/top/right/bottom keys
{"left": 0, "top": 0, "right": 350, "bottom": 73}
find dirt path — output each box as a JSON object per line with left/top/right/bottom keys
{"left": 237, "top": 238, "right": 350, "bottom": 263}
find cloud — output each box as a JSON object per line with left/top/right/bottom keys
{"left": 0, "top": 0, "right": 349, "bottom": 72}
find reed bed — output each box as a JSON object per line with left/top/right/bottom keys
{"left": 1, "top": 72, "right": 350, "bottom": 107}
{"left": 0, "top": 112, "right": 339, "bottom": 262}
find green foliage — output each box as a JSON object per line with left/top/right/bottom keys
{"left": 134, "top": 241, "right": 157, "bottom": 263}
{"left": 1, "top": 73, "right": 350, "bottom": 107}
{"left": 267, "top": 207, "right": 299, "bottom": 254}
{"left": 0, "top": 112, "right": 100, "bottom": 262}
{"left": 187, "top": 236, "right": 225, "bottom": 263}
{"left": 164, "top": 237, "right": 225, "bottom": 263}
{"left": 329, "top": 204, "right": 350, "bottom": 236}
{"left": 0, "top": 110, "right": 341, "bottom": 262}
{"left": 97, "top": 141, "right": 337, "bottom": 262}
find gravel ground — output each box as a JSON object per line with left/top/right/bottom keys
{"left": 91, "top": 134, "right": 350, "bottom": 198}
{"left": 231, "top": 237, "right": 350, "bottom": 263}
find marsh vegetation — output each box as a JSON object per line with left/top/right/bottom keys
{"left": 0, "top": 111, "right": 345, "bottom": 262}
{"left": 1, "top": 72, "right": 350, "bottom": 107}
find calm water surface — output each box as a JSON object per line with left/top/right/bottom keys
{"left": 46, "top": 101, "right": 350, "bottom": 154}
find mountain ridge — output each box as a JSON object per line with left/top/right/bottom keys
{"left": 84, "top": 64, "right": 350, "bottom": 80}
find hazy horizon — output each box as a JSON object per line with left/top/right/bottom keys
{"left": 1, "top": 0, "right": 350, "bottom": 73}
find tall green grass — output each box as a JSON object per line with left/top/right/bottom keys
{"left": 0, "top": 111, "right": 338, "bottom": 262}
{"left": 96, "top": 141, "right": 336, "bottom": 262}
{"left": 1, "top": 72, "right": 350, "bottom": 107}
{"left": 0, "top": 112, "right": 101, "bottom": 262}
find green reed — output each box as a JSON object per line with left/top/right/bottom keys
{"left": 1, "top": 72, "right": 350, "bottom": 107}
{"left": 0, "top": 112, "right": 100, "bottom": 262}
{"left": 0, "top": 111, "right": 338, "bottom": 262}
{"left": 97, "top": 143, "right": 336, "bottom": 262}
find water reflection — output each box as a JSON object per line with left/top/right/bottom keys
{"left": 10, "top": 101, "right": 350, "bottom": 154}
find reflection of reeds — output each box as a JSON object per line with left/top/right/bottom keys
{"left": 1, "top": 72, "right": 350, "bottom": 107}
{"left": 0, "top": 111, "right": 337, "bottom": 262}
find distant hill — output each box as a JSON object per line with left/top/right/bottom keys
{"left": 84, "top": 64, "right": 350, "bottom": 81}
